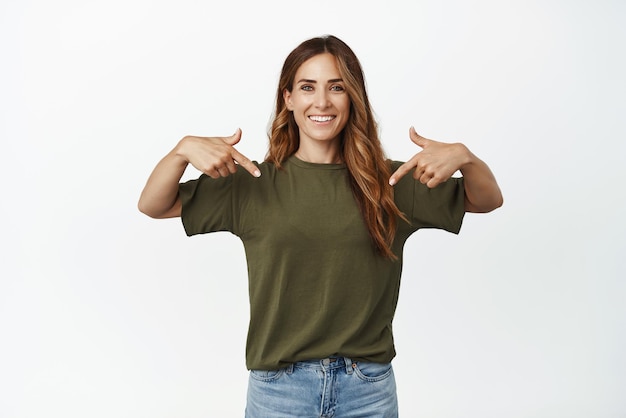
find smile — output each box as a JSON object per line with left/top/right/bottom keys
{"left": 309, "top": 115, "right": 335, "bottom": 122}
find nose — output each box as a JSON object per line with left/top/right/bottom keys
{"left": 314, "top": 89, "right": 331, "bottom": 108}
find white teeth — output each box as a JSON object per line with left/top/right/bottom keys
{"left": 309, "top": 115, "right": 334, "bottom": 122}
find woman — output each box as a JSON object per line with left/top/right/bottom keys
{"left": 138, "top": 35, "right": 502, "bottom": 417}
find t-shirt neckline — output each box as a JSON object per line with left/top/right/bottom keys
{"left": 288, "top": 155, "right": 346, "bottom": 170}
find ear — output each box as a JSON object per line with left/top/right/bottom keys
{"left": 283, "top": 89, "right": 293, "bottom": 111}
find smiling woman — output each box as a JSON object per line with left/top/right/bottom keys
{"left": 283, "top": 53, "right": 351, "bottom": 162}
{"left": 137, "top": 34, "right": 502, "bottom": 417}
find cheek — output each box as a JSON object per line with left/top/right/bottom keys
{"left": 338, "top": 97, "right": 351, "bottom": 114}
{"left": 292, "top": 110, "right": 307, "bottom": 127}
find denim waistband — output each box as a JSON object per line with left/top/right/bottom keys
{"left": 288, "top": 357, "right": 354, "bottom": 374}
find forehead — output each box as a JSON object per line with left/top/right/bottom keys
{"left": 294, "top": 53, "right": 341, "bottom": 80}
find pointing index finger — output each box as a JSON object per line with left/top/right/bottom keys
{"left": 389, "top": 160, "right": 414, "bottom": 186}
{"left": 232, "top": 150, "right": 261, "bottom": 178}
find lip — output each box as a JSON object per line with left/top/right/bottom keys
{"left": 308, "top": 115, "right": 336, "bottom": 122}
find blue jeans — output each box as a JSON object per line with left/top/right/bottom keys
{"left": 245, "top": 357, "right": 398, "bottom": 417}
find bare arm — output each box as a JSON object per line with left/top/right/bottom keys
{"left": 389, "top": 127, "right": 503, "bottom": 213}
{"left": 137, "top": 146, "right": 187, "bottom": 219}
{"left": 457, "top": 148, "right": 503, "bottom": 213}
{"left": 138, "top": 129, "right": 260, "bottom": 219}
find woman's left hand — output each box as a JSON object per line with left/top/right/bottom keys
{"left": 389, "top": 127, "right": 470, "bottom": 188}
{"left": 390, "top": 126, "right": 503, "bottom": 213}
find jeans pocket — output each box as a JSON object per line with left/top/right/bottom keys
{"left": 352, "top": 361, "right": 393, "bottom": 382}
{"left": 249, "top": 368, "right": 285, "bottom": 382}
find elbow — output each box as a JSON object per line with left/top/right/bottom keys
{"left": 465, "top": 193, "right": 504, "bottom": 213}
{"left": 483, "top": 194, "right": 504, "bottom": 213}
{"left": 474, "top": 182, "right": 504, "bottom": 213}
{"left": 137, "top": 199, "right": 157, "bottom": 218}
{"left": 137, "top": 197, "right": 163, "bottom": 219}
{"left": 496, "top": 193, "right": 504, "bottom": 209}
{"left": 137, "top": 196, "right": 181, "bottom": 219}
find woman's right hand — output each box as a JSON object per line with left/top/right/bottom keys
{"left": 176, "top": 128, "right": 261, "bottom": 178}
{"left": 138, "top": 129, "right": 260, "bottom": 218}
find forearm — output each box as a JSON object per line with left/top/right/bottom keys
{"left": 459, "top": 147, "right": 503, "bottom": 213}
{"left": 138, "top": 145, "right": 188, "bottom": 218}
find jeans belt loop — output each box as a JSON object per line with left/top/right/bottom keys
{"left": 344, "top": 357, "right": 353, "bottom": 374}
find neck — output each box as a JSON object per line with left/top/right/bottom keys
{"left": 295, "top": 142, "right": 343, "bottom": 164}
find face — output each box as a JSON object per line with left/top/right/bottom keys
{"left": 283, "top": 53, "right": 351, "bottom": 148}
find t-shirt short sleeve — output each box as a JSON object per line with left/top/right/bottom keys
{"left": 391, "top": 160, "right": 466, "bottom": 234}
{"left": 178, "top": 174, "right": 235, "bottom": 236}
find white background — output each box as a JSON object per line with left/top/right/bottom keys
{"left": 1, "top": 0, "right": 625, "bottom": 417}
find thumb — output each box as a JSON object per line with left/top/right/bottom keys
{"left": 223, "top": 128, "right": 242, "bottom": 146}
{"left": 409, "top": 126, "right": 429, "bottom": 148}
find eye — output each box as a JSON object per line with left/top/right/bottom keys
{"left": 330, "top": 84, "right": 345, "bottom": 92}
{"left": 300, "top": 84, "right": 313, "bottom": 91}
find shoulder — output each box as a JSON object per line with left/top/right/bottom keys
{"left": 388, "top": 159, "right": 405, "bottom": 171}
{"left": 254, "top": 160, "right": 279, "bottom": 176}
{"left": 228, "top": 160, "right": 281, "bottom": 192}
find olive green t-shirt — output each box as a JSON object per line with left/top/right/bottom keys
{"left": 179, "top": 156, "right": 465, "bottom": 370}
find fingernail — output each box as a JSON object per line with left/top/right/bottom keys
{"left": 254, "top": 170, "right": 261, "bottom": 177}
{"left": 389, "top": 178, "right": 396, "bottom": 186}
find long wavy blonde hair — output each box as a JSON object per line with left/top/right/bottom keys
{"left": 265, "top": 35, "right": 407, "bottom": 259}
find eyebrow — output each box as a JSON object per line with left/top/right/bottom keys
{"left": 296, "top": 78, "right": 344, "bottom": 84}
